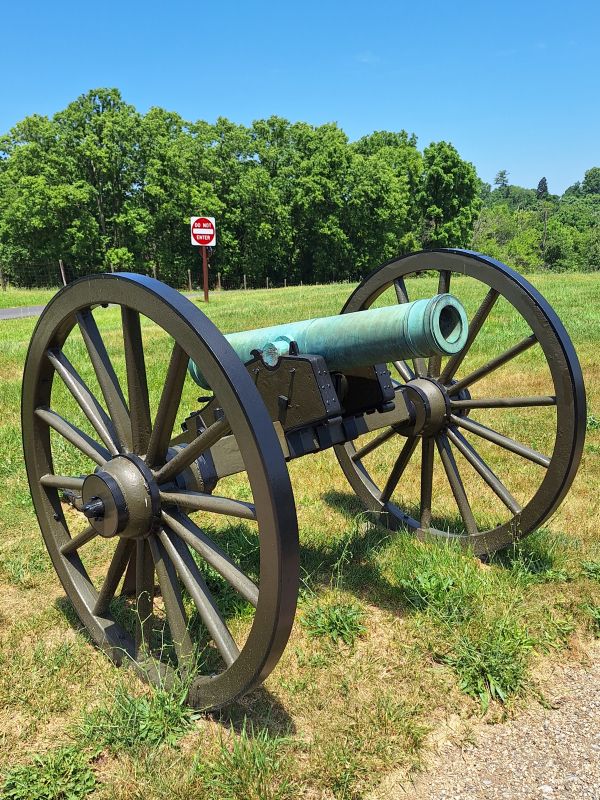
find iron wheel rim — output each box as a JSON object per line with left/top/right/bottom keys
{"left": 22, "top": 272, "right": 299, "bottom": 709}
{"left": 334, "top": 249, "right": 586, "bottom": 555}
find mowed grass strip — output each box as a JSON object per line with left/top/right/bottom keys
{"left": 0, "top": 273, "right": 599, "bottom": 799}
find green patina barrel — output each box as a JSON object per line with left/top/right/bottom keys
{"left": 189, "top": 293, "right": 468, "bottom": 389}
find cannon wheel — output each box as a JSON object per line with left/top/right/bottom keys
{"left": 22, "top": 273, "right": 299, "bottom": 710}
{"left": 335, "top": 249, "right": 586, "bottom": 556}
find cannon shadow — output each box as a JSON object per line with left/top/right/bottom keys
{"left": 211, "top": 686, "right": 296, "bottom": 736}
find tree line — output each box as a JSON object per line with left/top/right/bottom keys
{"left": 0, "top": 88, "right": 480, "bottom": 287}
{"left": 0, "top": 88, "right": 598, "bottom": 288}
{"left": 473, "top": 169, "right": 600, "bottom": 273}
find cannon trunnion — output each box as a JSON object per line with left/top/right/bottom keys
{"left": 21, "top": 249, "right": 586, "bottom": 710}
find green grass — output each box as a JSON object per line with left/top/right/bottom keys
{"left": 79, "top": 680, "right": 196, "bottom": 752}
{"left": 193, "top": 720, "right": 292, "bottom": 800}
{"left": 582, "top": 561, "right": 600, "bottom": 580}
{"left": 442, "top": 613, "right": 534, "bottom": 710}
{"left": 0, "top": 273, "right": 599, "bottom": 798}
{"left": 583, "top": 604, "right": 600, "bottom": 635}
{"left": 300, "top": 598, "right": 366, "bottom": 646}
{"left": 2, "top": 746, "right": 96, "bottom": 800}
{"left": 0, "top": 287, "right": 56, "bottom": 309}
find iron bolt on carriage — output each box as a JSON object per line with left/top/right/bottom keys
{"left": 22, "top": 249, "right": 586, "bottom": 710}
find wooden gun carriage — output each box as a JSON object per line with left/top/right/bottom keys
{"left": 21, "top": 249, "right": 586, "bottom": 709}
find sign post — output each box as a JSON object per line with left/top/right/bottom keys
{"left": 190, "top": 216, "right": 216, "bottom": 302}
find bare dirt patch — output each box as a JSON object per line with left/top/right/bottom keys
{"left": 372, "top": 642, "right": 600, "bottom": 800}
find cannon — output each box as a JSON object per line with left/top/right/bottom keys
{"left": 22, "top": 249, "right": 586, "bottom": 709}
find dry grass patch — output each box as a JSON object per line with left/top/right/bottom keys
{"left": 0, "top": 275, "right": 598, "bottom": 797}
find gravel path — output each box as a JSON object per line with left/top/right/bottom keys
{"left": 379, "top": 643, "right": 600, "bottom": 799}
{"left": 0, "top": 304, "right": 46, "bottom": 320}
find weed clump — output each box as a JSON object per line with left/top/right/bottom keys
{"left": 441, "top": 614, "right": 534, "bottom": 711}
{"left": 582, "top": 561, "right": 600, "bottom": 581}
{"left": 80, "top": 679, "right": 195, "bottom": 752}
{"left": 2, "top": 746, "right": 96, "bottom": 800}
{"left": 491, "top": 529, "right": 571, "bottom": 584}
{"left": 582, "top": 604, "right": 600, "bottom": 635}
{"left": 586, "top": 413, "right": 600, "bottom": 431}
{"left": 194, "top": 719, "right": 291, "bottom": 800}
{"left": 383, "top": 534, "right": 538, "bottom": 709}
{"left": 301, "top": 600, "right": 366, "bottom": 646}
{"left": 392, "top": 540, "right": 482, "bottom": 623}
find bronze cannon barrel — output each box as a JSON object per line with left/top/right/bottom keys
{"left": 189, "top": 293, "right": 468, "bottom": 388}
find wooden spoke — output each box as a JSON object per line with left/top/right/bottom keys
{"left": 393, "top": 277, "right": 409, "bottom": 304}
{"left": 47, "top": 349, "right": 120, "bottom": 455}
{"left": 450, "top": 413, "right": 550, "bottom": 468}
{"left": 40, "top": 474, "right": 85, "bottom": 491}
{"left": 435, "top": 433, "right": 478, "bottom": 536}
{"left": 420, "top": 437, "right": 435, "bottom": 529}
{"left": 352, "top": 426, "right": 398, "bottom": 462}
{"left": 148, "top": 534, "right": 194, "bottom": 665}
{"left": 122, "top": 308, "right": 152, "bottom": 454}
{"left": 93, "top": 539, "right": 134, "bottom": 615}
{"left": 158, "top": 528, "right": 240, "bottom": 667}
{"left": 135, "top": 538, "right": 154, "bottom": 654}
{"left": 392, "top": 359, "right": 414, "bottom": 383}
{"left": 448, "top": 334, "right": 537, "bottom": 396}
{"left": 77, "top": 308, "right": 132, "bottom": 451}
{"left": 451, "top": 396, "right": 556, "bottom": 410}
{"left": 162, "top": 510, "right": 259, "bottom": 607}
{"left": 428, "top": 270, "right": 451, "bottom": 378}
{"left": 447, "top": 427, "right": 522, "bottom": 515}
{"left": 154, "top": 417, "right": 230, "bottom": 484}
{"left": 380, "top": 436, "right": 418, "bottom": 504}
{"left": 440, "top": 288, "right": 499, "bottom": 385}
{"left": 36, "top": 407, "right": 111, "bottom": 466}
{"left": 145, "top": 342, "right": 189, "bottom": 468}
{"left": 159, "top": 490, "right": 256, "bottom": 521}
{"left": 60, "top": 526, "right": 97, "bottom": 555}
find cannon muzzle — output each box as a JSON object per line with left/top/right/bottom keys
{"left": 189, "top": 293, "right": 468, "bottom": 388}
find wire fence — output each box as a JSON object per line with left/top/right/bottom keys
{"left": 0, "top": 261, "right": 338, "bottom": 293}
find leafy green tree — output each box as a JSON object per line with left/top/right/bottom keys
{"left": 578, "top": 226, "right": 600, "bottom": 271}
{"left": 536, "top": 177, "right": 549, "bottom": 199}
{"left": 581, "top": 167, "right": 600, "bottom": 195}
{"left": 419, "top": 142, "right": 480, "bottom": 248}
{"left": 494, "top": 170, "right": 509, "bottom": 197}
{"left": 563, "top": 181, "right": 581, "bottom": 197}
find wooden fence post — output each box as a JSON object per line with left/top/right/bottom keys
{"left": 187, "top": 269, "right": 192, "bottom": 292}
{"left": 266, "top": 276, "right": 269, "bottom": 290}
{"left": 243, "top": 274, "right": 247, "bottom": 291}
{"left": 0, "top": 268, "right": 5, "bottom": 291}
{"left": 217, "top": 272, "right": 221, "bottom": 291}
{"left": 58, "top": 259, "right": 67, "bottom": 286}
{"left": 284, "top": 278, "right": 287, "bottom": 288}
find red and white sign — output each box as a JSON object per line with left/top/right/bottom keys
{"left": 190, "top": 216, "right": 216, "bottom": 247}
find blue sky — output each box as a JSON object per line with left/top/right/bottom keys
{"left": 1, "top": 0, "right": 598, "bottom": 193}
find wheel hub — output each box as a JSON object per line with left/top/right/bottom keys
{"left": 82, "top": 454, "right": 161, "bottom": 539}
{"left": 403, "top": 377, "right": 450, "bottom": 436}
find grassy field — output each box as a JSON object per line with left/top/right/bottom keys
{"left": 0, "top": 273, "right": 599, "bottom": 799}
{"left": 0, "top": 287, "right": 57, "bottom": 309}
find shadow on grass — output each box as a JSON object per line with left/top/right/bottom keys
{"left": 213, "top": 686, "right": 296, "bottom": 736}
{"left": 322, "top": 491, "right": 574, "bottom": 586}
{"left": 54, "top": 596, "right": 92, "bottom": 640}
{"left": 55, "top": 593, "right": 296, "bottom": 731}
{"left": 298, "top": 490, "right": 409, "bottom": 614}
